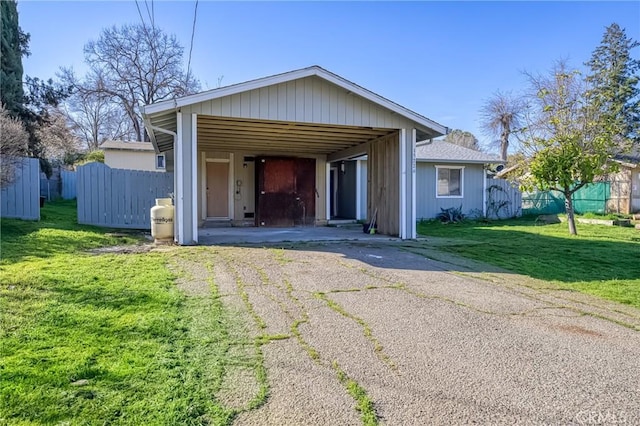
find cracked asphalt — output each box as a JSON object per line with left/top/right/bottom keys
{"left": 187, "top": 241, "right": 640, "bottom": 425}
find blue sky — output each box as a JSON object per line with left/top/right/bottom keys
{"left": 17, "top": 1, "right": 640, "bottom": 150}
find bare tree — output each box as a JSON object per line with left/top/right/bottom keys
{"left": 79, "top": 24, "right": 200, "bottom": 142}
{"left": 35, "top": 107, "right": 81, "bottom": 161}
{"left": 59, "top": 69, "right": 135, "bottom": 149}
{"left": 480, "top": 91, "right": 524, "bottom": 161}
{"left": 0, "top": 104, "right": 29, "bottom": 187}
{"left": 443, "top": 129, "right": 481, "bottom": 150}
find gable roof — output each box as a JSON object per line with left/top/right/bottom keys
{"left": 101, "top": 140, "right": 155, "bottom": 152}
{"left": 142, "top": 65, "right": 448, "bottom": 136}
{"left": 416, "top": 140, "right": 503, "bottom": 164}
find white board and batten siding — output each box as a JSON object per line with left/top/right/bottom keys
{"left": 0, "top": 157, "right": 40, "bottom": 221}
{"left": 180, "top": 76, "right": 418, "bottom": 131}
{"left": 77, "top": 162, "right": 173, "bottom": 229}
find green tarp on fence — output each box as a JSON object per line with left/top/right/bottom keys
{"left": 522, "top": 182, "right": 610, "bottom": 216}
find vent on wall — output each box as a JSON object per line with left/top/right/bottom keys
{"left": 244, "top": 156, "right": 255, "bottom": 162}
{"left": 244, "top": 212, "right": 255, "bottom": 219}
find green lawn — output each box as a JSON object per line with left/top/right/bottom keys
{"left": 417, "top": 218, "right": 640, "bottom": 308}
{"left": 0, "top": 201, "right": 251, "bottom": 425}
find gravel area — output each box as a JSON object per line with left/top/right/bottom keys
{"left": 183, "top": 242, "right": 640, "bottom": 425}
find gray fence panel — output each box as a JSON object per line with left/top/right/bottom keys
{"left": 40, "top": 178, "right": 61, "bottom": 200}
{"left": 486, "top": 178, "right": 522, "bottom": 219}
{"left": 0, "top": 157, "right": 40, "bottom": 220}
{"left": 77, "top": 162, "right": 173, "bottom": 229}
{"left": 61, "top": 170, "right": 77, "bottom": 199}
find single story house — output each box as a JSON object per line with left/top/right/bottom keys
{"left": 331, "top": 141, "right": 505, "bottom": 222}
{"left": 102, "top": 140, "right": 166, "bottom": 172}
{"left": 142, "top": 66, "right": 448, "bottom": 244}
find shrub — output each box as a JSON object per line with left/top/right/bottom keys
{"left": 436, "top": 206, "right": 465, "bottom": 223}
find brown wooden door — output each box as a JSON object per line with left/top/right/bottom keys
{"left": 294, "top": 158, "right": 316, "bottom": 226}
{"left": 207, "top": 161, "right": 229, "bottom": 218}
{"left": 257, "top": 157, "right": 316, "bottom": 226}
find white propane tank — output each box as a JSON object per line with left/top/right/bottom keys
{"left": 151, "top": 198, "right": 174, "bottom": 242}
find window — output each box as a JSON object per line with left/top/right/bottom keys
{"left": 435, "top": 166, "right": 464, "bottom": 197}
{"left": 156, "top": 154, "right": 166, "bottom": 170}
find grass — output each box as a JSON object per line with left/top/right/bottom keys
{"left": 577, "top": 212, "right": 633, "bottom": 220}
{"left": 417, "top": 217, "right": 640, "bottom": 308}
{"left": 0, "top": 201, "right": 253, "bottom": 424}
{"left": 333, "top": 362, "right": 378, "bottom": 426}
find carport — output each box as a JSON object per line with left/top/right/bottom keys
{"left": 142, "top": 66, "right": 447, "bottom": 245}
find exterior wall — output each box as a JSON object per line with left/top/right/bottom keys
{"left": 104, "top": 149, "right": 159, "bottom": 172}
{"left": 368, "top": 132, "right": 400, "bottom": 236}
{"left": 416, "top": 162, "right": 486, "bottom": 219}
{"left": 606, "top": 168, "right": 632, "bottom": 214}
{"left": 196, "top": 150, "right": 328, "bottom": 225}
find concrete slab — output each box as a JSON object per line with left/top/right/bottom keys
{"left": 198, "top": 225, "right": 398, "bottom": 245}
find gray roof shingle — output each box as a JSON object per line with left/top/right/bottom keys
{"left": 101, "top": 140, "right": 155, "bottom": 151}
{"left": 415, "top": 140, "right": 503, "bottom": 164}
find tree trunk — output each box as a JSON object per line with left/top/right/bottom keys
{"left": 500, "top": 126, "right": 509, "bottom": 161}
{"left": 564, "top": 191, "right": 578, "bottom": 235}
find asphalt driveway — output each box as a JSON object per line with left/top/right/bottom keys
{"left": 184, "top": 241, "right": 640, "bottom": 425}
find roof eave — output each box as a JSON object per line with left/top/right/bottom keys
{"left": 142, "top": 115, "right": 161, "bottom": 153}
{"left": 142, "top": 66, "right": 448, "bottom": 136}
{"left": 416, "top": 158, "right": 505, "bottom": 164}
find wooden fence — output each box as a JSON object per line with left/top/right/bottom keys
{"left": 0, "top": 157, "right": 40, "bottom": 221}
{"left": 77, "top": 162, "right": 173, "bottom": 229}
{"left": 61, "top": 169, "right": 77, "bottom": 199}
{"left": 486, "top": 178, "right": 522, "bottom": 219}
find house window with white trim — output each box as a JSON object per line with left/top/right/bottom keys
{"left": 156, "top": 154, "right": 166, "bottom": 170}
{"left": 435, "top": 166, "right": 464, "bottom": 198}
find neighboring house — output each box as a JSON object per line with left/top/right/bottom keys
{"left": 142, "top": 66, "right": 448, "bottom": 244}
{"left": 609, "top": 150, "right": 640, "bottom": 214}
{"left": 496, "top": 149, "right": 640, "bottom": 215}
{"left": 102, "top": 140, "right": 166, "bottom": 172}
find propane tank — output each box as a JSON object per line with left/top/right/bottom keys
{"left": 150, "top": 198, "right": 174, "bottom": 242}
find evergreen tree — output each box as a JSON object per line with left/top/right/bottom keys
{"left": 0, "top": 0, "right": 29, "bottom": 115}
{"left": 0, "top": 0, "right": 71, "bottom": 177}
{"left": 586, "top": 23, "right": 640, "bottom": 149}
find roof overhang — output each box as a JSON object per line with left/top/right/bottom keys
{"left": 142, "top": 66, "right": 447, "bottom": 154}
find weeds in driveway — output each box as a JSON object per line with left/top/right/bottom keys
{"left": 314, "top": 291, "right": 396, "bottom": 370}
{"left": 417, "top": 218, "right": 640, "bottom": 308}
{"left": 333, "top": 361, "right": 378, "bottom": 426}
